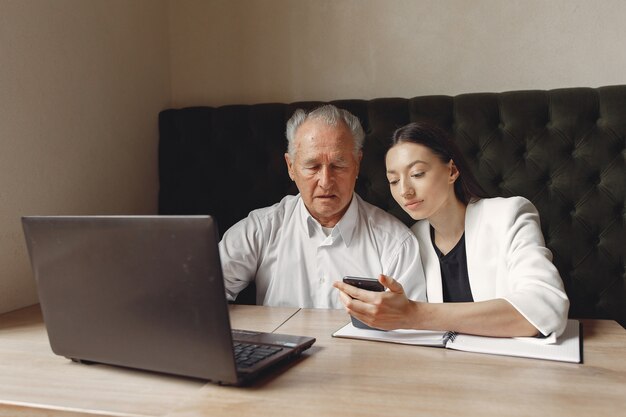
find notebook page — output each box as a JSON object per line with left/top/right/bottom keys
{"left": 332, "top": 323, "right": 449, "bottom": 346}
{"left": 513, "top": 331, "right": 557, "bottom": 345}
{"left": 446, "top": 319, "right": 581, "bottom": 363}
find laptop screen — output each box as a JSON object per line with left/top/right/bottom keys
{"left": 22, "top": 215, "right": 239, "bottom": 381}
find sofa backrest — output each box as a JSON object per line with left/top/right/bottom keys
{"left": 159, "top": 86, "right": 626, "bottom": 327}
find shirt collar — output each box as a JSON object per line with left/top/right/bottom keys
{"left": 299, "top": 193, "right": 359, "bottom": 246}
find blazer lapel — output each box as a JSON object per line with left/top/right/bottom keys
{"left": 411, "top": 221, "right": 443, "bottom": 302}
{"left": 465, "top": 200, "right": 496, "bottom": 301}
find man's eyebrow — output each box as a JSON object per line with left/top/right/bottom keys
{"left": 386, "top": 159, "right": 427, "bottom": 174}
{"left": 302, "top": 155, "right": 349, "bottom": 165}
{"left": 301, "top": 157, "right": 320, "bottom": 165}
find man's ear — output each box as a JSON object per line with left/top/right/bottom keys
{"left": 448, "top": 160, "right": 460, "bottom": 184}
{"left": 284, "top": 153, "right": 295, "bottom": 181}
{"left": 354, "top": 150, "right": 363, "bottom": 172}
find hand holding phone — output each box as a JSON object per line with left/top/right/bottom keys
{"left": 342, "top": 276, "right": 385, "bottom": 331}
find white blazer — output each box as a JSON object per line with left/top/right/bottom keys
{"left": 411, "top": 197, "right": 569, "bottom": 336}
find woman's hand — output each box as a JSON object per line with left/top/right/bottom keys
{"left": 333, "top": 274, "right": 418, "bottom": 330}
{"left": 334, "top": 275, "right": 539, "bottom": 336}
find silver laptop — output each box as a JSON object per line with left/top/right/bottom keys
{"left": 22, "top": 215, "right": 315, "bottom": 385}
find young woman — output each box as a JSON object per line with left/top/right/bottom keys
{"left": 334, "top": 122, "right": 569, "bottom": 337}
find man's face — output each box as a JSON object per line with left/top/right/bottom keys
{"left": 285, "top": 118, "right": 362, "bottom": 227}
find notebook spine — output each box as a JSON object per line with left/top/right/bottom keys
{"left": 443, "top": 331, "right": 457, "bottom": 344}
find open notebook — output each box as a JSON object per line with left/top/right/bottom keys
{"left": 333, "top": 319, "right": 581, "bottom": 363}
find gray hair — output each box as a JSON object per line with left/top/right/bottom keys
{"left": 285, "top": 104, "right": 365, "bottom": 158}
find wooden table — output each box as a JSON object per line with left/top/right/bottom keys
{"left": 0, "top": 304, "right": 298, "bottom": 417}
{"left": 1, "top": 305, "right": 625, "bottom": 417}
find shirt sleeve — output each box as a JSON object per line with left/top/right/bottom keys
{"left": 218, "top": 214, "right": 264, "bottom": 301}
{"left": 500, "top": 198, "right": 570, "bottom": 336}
{"left": 385, "top": 230, "right": 427, "bottom": 302}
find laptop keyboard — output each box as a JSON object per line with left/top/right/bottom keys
{"left": 233, "top": 342, "right": 283, "bottom": 369}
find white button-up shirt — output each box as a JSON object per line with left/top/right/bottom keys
{"left": 219, "top": 193, "right": 426, "bottom": 308}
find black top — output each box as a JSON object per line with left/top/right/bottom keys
{"left": 430, "top": 227, "right": 474, "bottom": 302}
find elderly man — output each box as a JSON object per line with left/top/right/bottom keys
{"left": 219, "top": 104, "right": 425, "bottom": 308}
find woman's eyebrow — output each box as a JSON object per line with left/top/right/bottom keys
{"left": 386, "top": 159, "right": 427, "bottom": 174}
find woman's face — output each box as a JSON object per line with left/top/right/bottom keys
{"left": 385, "top": 142, "right": 459, "bottom": 221}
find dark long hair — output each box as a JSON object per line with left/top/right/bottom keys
{"left": 389, "top": 122, "right": 488, "bottom": 205}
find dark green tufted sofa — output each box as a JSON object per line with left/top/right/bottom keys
{"left": 158, "top": 85, "right": 626, "bottom": 327}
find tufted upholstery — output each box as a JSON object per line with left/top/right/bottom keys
{"left": 159, "top": 86, "right": 626, "bottom": 327}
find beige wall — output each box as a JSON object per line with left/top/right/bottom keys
{"left": 2, "top": 0, "right": 625, "bottom": 313}
{"left": 169, "top": 0, "right": 626, "bottom": 107}
{"left": 0, "top": 0, "right": 171, "bottom": 313}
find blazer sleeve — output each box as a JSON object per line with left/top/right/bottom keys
{"left": 499, "top": 198, "right": 570, "bottom": 336}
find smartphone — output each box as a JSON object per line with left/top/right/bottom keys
{"left": 342, "top": 276, "right": 385, "bottom": 330}
{"left": 342, "top": 276, "right": 384, "bottom": 292}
